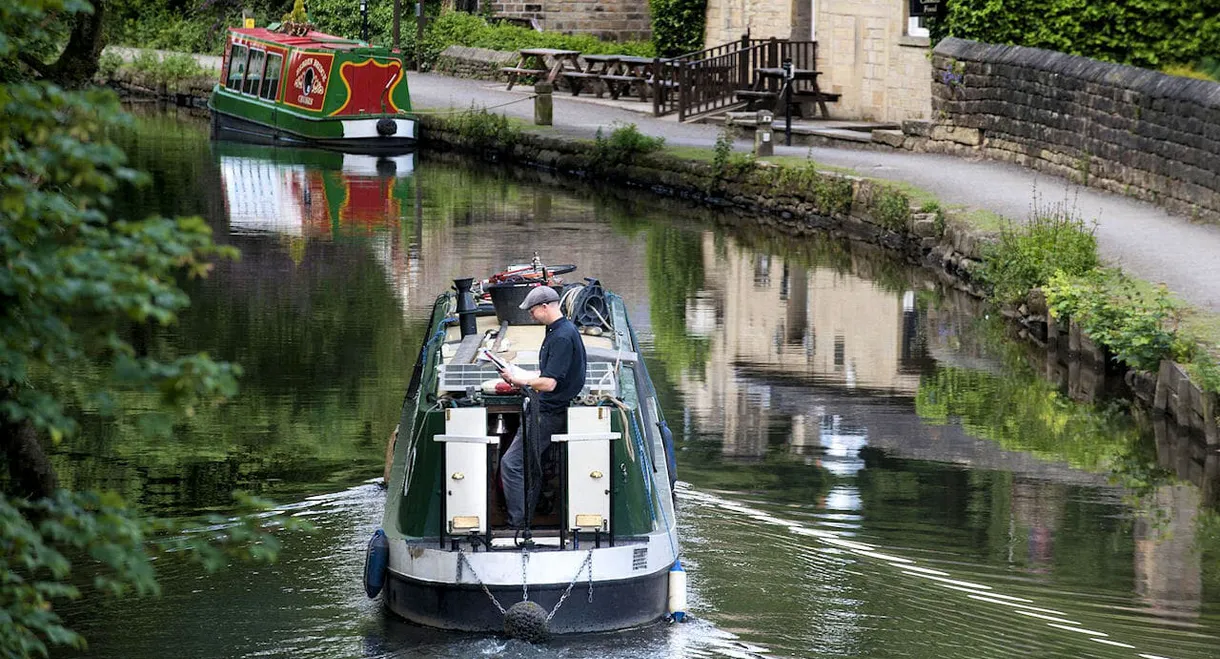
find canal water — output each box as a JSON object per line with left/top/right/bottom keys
{"left": 53, "top": 110, "right": 1220, "bottom": 658}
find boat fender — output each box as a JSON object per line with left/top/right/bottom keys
{"left": 363, "top": 529, "right": 389, "bottom": 598}
{"left": 658, "top": 419, "right": 676, "bottom": 489}
{"left": 667, "top": 559, "right": 687, "bottom": 623}
{"left": 504, "top": 600, "right": 549, "bottom": 643}
{"left": 376, "top": 117, "right": 398, "bottom": 136}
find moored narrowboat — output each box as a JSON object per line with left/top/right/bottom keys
{"left": 366, "top": 262, "right": 684, "bottom": 637}
{"left": 210, "top": 24, "right": 416, "bottom": 153}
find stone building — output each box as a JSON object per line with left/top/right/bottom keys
{"left": 703, "top": 0, "right": 932, "bottom": 122}
{"left": 486, "top": 0, "right": 652, "bottom": 42}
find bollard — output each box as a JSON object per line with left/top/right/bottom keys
{"left": 754, "top": 110, "right": 774, "bottom": 157}
{"left": 534, "top": 81, "right": 553, "bottom": 126}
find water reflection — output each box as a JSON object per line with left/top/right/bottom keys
{"left": 50, "top": 112, "right": 1220, "bottom": 659}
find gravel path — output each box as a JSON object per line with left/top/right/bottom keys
{"left": 409, "top": 73, "right": 1220, "bottom": 313}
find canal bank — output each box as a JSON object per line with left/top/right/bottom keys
{"left": 413, "top": 111, "right": 1220, "bottom": 448}
{"left": 97, "top": 48, "right": 1220, "bottom": 448}
{"left": 56, "top": 118, "right": 1220, "bottom": 658}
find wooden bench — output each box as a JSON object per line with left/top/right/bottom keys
{"left": 501, "top": 66, "right": 548, "bottom": 90}
{"left": 560, "top": 71, "right": 604, "bottom": 96}
{"left": 601, "top": 73, "right": 648, "bottom": 99}
{"left": 736, "top": 89, "right": 841, "bottom": 117}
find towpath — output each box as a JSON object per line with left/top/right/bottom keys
{"left": 407, "top": 73, "right": 1220, "bottom": 313}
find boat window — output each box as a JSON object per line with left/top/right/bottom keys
{"left": 260, "top": 52, "right": 283, "bottom": 100}
{"left": 226, "top": 44, "right": 247, "bottom": 90}
{"left": 243, "top": 49, "right": 265, "bottom": 95}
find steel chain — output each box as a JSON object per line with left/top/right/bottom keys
{"left": 521, "top": 549, "right": 529, "bottom": 602}
{"left": 546, "top": 550, "right": 594, "bottom": 623}
{"left": 457, "top": 547, "right": 506, "bottom": 615}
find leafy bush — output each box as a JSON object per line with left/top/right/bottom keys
{"left": 979, "top": 199, "right": 1098, "bottom": 303}
{"left": 937, "top": 0, "right": 1220, "bottom": 70}
{"left": 873, "top": 186, "right": 911, "bottom": 232}
{"left": 592, "top": 122, "right": 665, "bottom": 169}
{"left": 97, "top": 50, "right": 124, "bottom": 79}
{"left": 649, "top": 0, "right": 706, "bottom": 57}
{"left": 1043, "top": 269, "right": 1180, "bottom": 372}
{"left": 421, "top": 12, "right": 653, "bottom": 70}
{"left": 453, "top": 104, "right": 521, "bottom": 150}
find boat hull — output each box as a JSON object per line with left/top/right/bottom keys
{"left": 384, "top": 567, "right": 669, "bottom": 634}
{"left": 210, "top": 105, "right": 416, "bottom": 155}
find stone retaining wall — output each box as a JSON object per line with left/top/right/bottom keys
{"left": 488, "top": 0, "right": 651, "bottom": 42}
{"left": 432, "top": 45, "right": 517, "bottom": 81}
{"left": 927, "top": 38, "right": 1220, "bottom": 223}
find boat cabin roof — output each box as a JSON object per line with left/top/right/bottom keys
{"left": 229, "top": 27, "right": 370, "bottom": 51}
{"left": 436, "top": 313, "right": 632, "bottom": 399}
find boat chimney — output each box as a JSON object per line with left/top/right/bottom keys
{"left": 453, "top": 278, "right": 478, "bottom": 337}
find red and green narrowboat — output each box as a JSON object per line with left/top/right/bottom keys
{"left": 210, "top": 26, "right": 416, "bottom": 154}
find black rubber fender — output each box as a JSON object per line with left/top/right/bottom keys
{"left": 364, "top": 529, "right": 389, "bottom": 598}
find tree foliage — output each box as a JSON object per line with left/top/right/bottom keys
{"left": 649, "top": 0, "right": 706, "bottom": 57}
{"left": 0, "top": 2, "right": 305, "bottom": 656}
{"left": 936, "top": 0, "right": 1220, "bottom": 69}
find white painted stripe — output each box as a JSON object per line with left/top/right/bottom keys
{"left": 1139, "top": 654, "right": 1176, "bottom": 659}
{"left": 339, "top": 117, "right": 415, "bottom": 139}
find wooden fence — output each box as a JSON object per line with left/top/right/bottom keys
{"left": 652, "top": 36, "right": 819, "bottom": 121}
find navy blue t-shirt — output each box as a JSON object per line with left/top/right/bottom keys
{"left": 538, "top": 317, "right": 587, "bottom": 414}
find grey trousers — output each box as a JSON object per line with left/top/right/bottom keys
{"left": 501, "top": 412, "right": 565, "bottom": 528}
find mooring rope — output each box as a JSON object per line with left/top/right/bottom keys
{"left": 404, "top": 94, "right": 539, "bottom": 116}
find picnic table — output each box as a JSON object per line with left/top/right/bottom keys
{"left": 561, "top": 54, "right": 620, "bottom": 97}
{"left": 600, "top": 56, "right": 673, "bottom": 101}
{"left": 737, "top": 67, "right": 840, "bottom": 119}
{"left": 501, "top": 48, "right": 582, "bottom": 90}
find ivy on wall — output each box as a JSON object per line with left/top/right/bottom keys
{"left": 934, "top": 0, "right": 1220, "bottom": 69}
{"left": 649, "top": 0, "right": 707, "bottom": 57}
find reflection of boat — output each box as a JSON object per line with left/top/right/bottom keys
{"left": 217, "top": 143, "right": 414, "bottom": 237}
{"left": 370, "top": 270, "right": 682, "bottom": 637}
{"left": 209, "top": 25, "right": 416, "bottom": 153}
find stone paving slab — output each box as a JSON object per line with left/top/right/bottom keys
{"left": 408, "top": 72, "right": 1220, "bottom": 313}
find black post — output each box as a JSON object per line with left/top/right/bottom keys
{"left": 360, "top": 0, "right": 369, "bottom": 42}
{"left": 414, "top": 2, "right": 425, "bottom": 72}
{"left": 393, "top": 0, "right": 401, "bottom": 50}
{"left": 783, "top": 58, "right": 793, "bottom": 146}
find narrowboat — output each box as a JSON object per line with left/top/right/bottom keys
{"left": 365, "top": 262, "right": 684, "bottom": 638}
{"left": 209, "top": 25, "right": 416, "bottom": 153}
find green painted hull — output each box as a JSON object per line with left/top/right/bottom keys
{"left": 210, "top": 27, "right": 417, "bottom": 154}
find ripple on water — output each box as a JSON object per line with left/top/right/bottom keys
{"left": 678, "top": 487, "right": 1220, "bottom": 659}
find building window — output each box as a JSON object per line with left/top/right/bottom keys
{"left": 907, "top": 16, "right": 929, "bottom": 38}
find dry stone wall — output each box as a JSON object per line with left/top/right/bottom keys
{"left": 930, "top": 37, "right": 1220, "bottom": 223}
{"left": 432, "top": 46, "right": 517, "bottom": 80}
{"left": 488, "top": 0, "right": 652, "bottom": 41}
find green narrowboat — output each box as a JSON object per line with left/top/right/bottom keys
{"left": 364, "top": 265, "right": 685, "bottom": 637}
{"left": 209, "top": 26, "right": 416, "bottom": 153}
